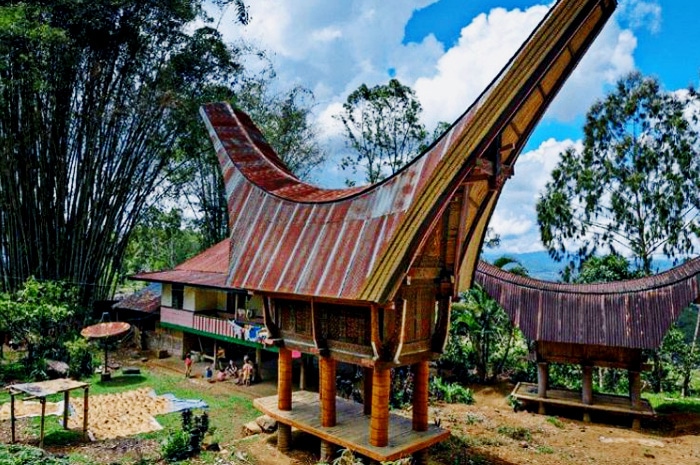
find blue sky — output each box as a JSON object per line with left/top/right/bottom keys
{"left": 218, "top": 0, "right": 698, "bottom": 254}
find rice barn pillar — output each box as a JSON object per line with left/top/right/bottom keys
{"left": 412, "top": 361, "right": 430, "bottom": 465}
{"left": 363, "top": 367, "right": 373, "bottom": 415}
{"left": 582, "top": 364, "right": 594, "bottom": 423}
{"left": 277, "top": 347, "right": 293, "bottom": 452}
{"left": 319, "top": 356, "right": 337, "bottom": 461}
{"left": 370, "top": 367, "right": 391, "bottom": 447}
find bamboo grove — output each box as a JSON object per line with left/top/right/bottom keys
{"left": 0, "top": 0, "right": 248, "bottom": 303}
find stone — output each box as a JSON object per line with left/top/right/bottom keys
{"left": 243, "top": 421, "right": 262, "bottom": 436}
{"left": 255, "top": 415, "right": 278, "bottom": 433}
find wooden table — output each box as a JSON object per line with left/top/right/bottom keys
{"left": 8, "top": 378, "right": 89, "bottom": 448}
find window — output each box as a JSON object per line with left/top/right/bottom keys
{"left": 171, "top": 284, "right": 184, "bottom": 309}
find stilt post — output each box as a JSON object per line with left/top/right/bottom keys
{"left": 319, "top": 356, "right": 337, "bottom": 427}
{"left": 369, "top": 367, "right": 391, "bottom": 447}
{"left": 412, "top": 361, "right": 429, "bottom": 432}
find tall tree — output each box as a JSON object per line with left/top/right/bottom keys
{"left": 336, "top": 78, "right": 427, "bottom": 185}
{"left": 537, "top": 72, "right": 700, "bottom": 275}
{"left": 0, "top": 1, "right": 248, "bottom": 303}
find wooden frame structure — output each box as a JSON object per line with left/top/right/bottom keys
{"left": 137, "top": 0, "right": 617, "bottom": 461}
{"left": 476, "top": 258, "right": 700, "bottom": 428}
{"left": 8, "top": 378, "right": 89, "bottom": 448}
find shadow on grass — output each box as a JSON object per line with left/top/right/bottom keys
{"left": 41, "top": 428, "right": 87, "bottom": 447}
{"left": 96, "top": 375, "right": 147, "bottom": 388}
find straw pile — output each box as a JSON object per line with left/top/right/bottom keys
{"left": 68, "top": 388, "right": 170, "bottom": 440}
{"left": 0, "top": 400, "right": 63, "bottom": 420}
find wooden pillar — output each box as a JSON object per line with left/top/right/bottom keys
{"left": 63, "top": 390, "right": 69, "bottom": 429}
{"left": 319, "top": 356, "right": 337, "bottom": 427}
{"left": 10, "top": 393, "right": 15, "bottom": 443}
{"left": 370, "top": 367, "right": 391, "bottom": 447}
{"left": 256, "top": 347, "right": 263, "bottom": 381}
{"left": 629, "top": 370, "right": 641, "bottom": 430}
{"left": 277, "top": 348, "right": 293, "bottom": 452}
{"left": 278, "top": 348, "right": 293, "bottom": 410}
{"left": 277, "top": 424, "right": 292, "bottom": 452}
{"left": 320, "top": 440, "right": 336, "bottom": 463}
{"left": 299, "top": 355, "right": 306, "bottom": 391}
{"left": 363, "top": 367, "right": 373, "bottom": 415}
{"left": 412, "top": 361, "right": 429, "bottom": 432}
{"left": 537, "top": 362, "right": 549, "bottom": 415}
{"left": 582, "top": 365, "right": 593, "bottom": 423}
{"left": 83, "top": 387, "right": 89, "bottom": 440}
{"left": 39, "top": 397, "right": 46, "bottom": 448}
{"left": 319, "top": 356, "right": 337, "bottom": 459}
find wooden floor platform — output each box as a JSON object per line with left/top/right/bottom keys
{"left": 512, "top": 382, "right": 655, "bottom": 416}
{"left": 254, "top": 391, "right": 450, "bottom": 461}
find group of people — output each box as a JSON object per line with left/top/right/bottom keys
{"left": 184, "top": 352, "right": 257, "bottom": 386}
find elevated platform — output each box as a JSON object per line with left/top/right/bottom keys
{"left": 254, "top": 390, "right": 450, "bottom": 462}
{"left": 512, "top": 382, "right": 655, "bottom": 417}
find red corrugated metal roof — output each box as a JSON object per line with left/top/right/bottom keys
{"left": 133, "top": 241, "right": 230, "bottom": 289}
{"left": 132, "top": 0, "right": 616, "bottom": 304}
{"left": 201, "top": 102, "right": 460, "bottom": 301}
{"left": 197, "top": 0, "right": 615, "bottom": 303}
{"left": 475, "top": 259, "right": 700, "bottom": 349}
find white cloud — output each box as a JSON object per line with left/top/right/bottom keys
{"left": 490, "top": 138, "right": 582, "bottom": 253}
{"left": 208, "top": 1, "right": 664, "bottom": 251}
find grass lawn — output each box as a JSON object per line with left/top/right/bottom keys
{"left": 0, "top": 368, "right": 261, "bottom": 464}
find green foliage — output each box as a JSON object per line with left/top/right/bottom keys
{"left": 0, "top": 444, "right": 78, "bottom": 465}
{"left": 447, "top": 285, "right": 528, "bottom": 383}
{"left": 336, "top": 78, "right": 427, "bottom": 185}
{"left": 389, "top": 367, "right": 414, "bottom": 408}
{"left": 161, "top": 429, "right": 191, "bottom": 462}
{"left": 0, "top": 278, "right": 83, "bottom": 368}
{"left": 546, "top": 416, "right": 564, "bottom": 428}
{"left": 537, "top": 72, "right": 700, "bottom": 276}
{"left": 122, "top": 206, "right": 203, "bottom": 276}
{"left": 567, "top": 253, "right": 644, "bottom": 284}
{"left": 496, "top": 425, "right": 532, "bottom": 442}
{"left": 64, "top": 337, "right": 95, "bottom": 379}
{"left": 430, "top": 376, "right": 475, "bottom": 404}
{"left": 646, "top": 391, "right": 700, "bottom": 414}
{"left": 0, "top": 0, "right": 249, "bottom": 302}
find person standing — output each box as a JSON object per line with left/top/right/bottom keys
{"left": 184, "top": 353, "right": 193, "bottom": 378}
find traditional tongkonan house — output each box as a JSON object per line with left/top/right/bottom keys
{"left": 476, "top": 259, "right": 700, "bottom": 429}
{"left": 137, "top": 0, "right": 617, "bottom": 461}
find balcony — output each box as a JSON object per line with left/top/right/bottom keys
{"left": 160, "top": 307, "right": 268, "bottom": 347}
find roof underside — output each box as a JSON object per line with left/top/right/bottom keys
{"left": 475, "top": 259, "right": 700, "bottom": 349}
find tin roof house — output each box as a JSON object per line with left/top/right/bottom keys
{"left": 135, "top": 0, "right": 617, "bottom": 461}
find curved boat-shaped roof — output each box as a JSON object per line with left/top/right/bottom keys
{"left": 200, "top": 0, "right": 617, "bottom": 303}
{"left": 475, "top": 258, "right": 700, "bottom": 349}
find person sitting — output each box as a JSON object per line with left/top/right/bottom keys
{"left": 216, "top": 369, "right": 227, "bottom": 382}
{"left": 225, "top": 360, "right": 238, "bottom": 377}
{"left": 204, "top": 365, "right": 213, "bottom": 382}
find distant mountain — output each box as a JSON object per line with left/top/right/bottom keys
{"left": 480, "top": 251, "right": 679, "bottom": 282}
{"left": 481, "top": 250, "right": 563, "bottom": 281}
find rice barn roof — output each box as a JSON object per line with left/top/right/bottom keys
{"left": 475, "top": 258, "right": 700, "bottom": 349}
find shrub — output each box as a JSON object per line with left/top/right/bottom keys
{"left": 497, "top": 425, "right": 532, "bottom": 441}
{"left": 0, "top": 444, "right": 75, "bottom": 465}
{"left": 161, "top": 429, "right": 190, "bottom": 462}
{"left": 65, "top": 337, "right": 95, "bottom": 379}
{"left": 430, "top": 376, "right": 474, "bottom": 404}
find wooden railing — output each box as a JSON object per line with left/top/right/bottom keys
{"left": 161, "top": 307, "right": 266, "bottom": 343}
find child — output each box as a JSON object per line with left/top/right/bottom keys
{"left": 184, "top": 353, "right": 193, "bottom": 378}
{"left": 204, "top": 365, "right": 213, "bottom": 382}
